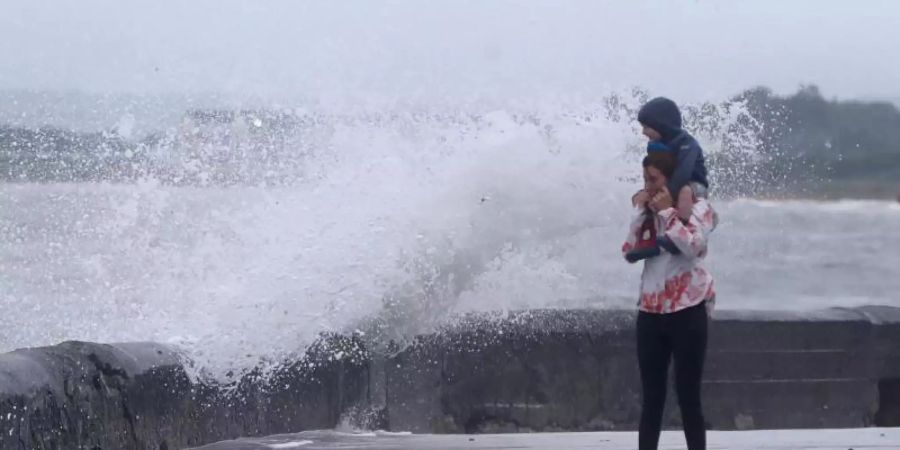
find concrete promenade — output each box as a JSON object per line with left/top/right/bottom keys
{"left": 192, "top": 427, "right": 900, "bottom": 449}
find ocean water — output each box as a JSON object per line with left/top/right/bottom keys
{"left": 1, "top": 102, "right": 897, "bottom": 378}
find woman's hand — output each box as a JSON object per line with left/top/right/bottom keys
{"left": 632, "top": 190, "right": 651, "bottom": 208}
{"left": 648, "top": 187, "right": 674, "bottom": 213}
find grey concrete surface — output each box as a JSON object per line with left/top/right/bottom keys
{"left": 190, "top": 428, "right": 900, "bottom": 449}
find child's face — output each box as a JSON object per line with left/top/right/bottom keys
{"left": 643, "top": 165, "right": 667, "bottom": 194}
{"left": 642, "top": 125, "right": 662, "bottom": 141}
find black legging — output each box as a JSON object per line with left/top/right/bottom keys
{"left": 637, "top": 301, "right": 708, "bottom": 450}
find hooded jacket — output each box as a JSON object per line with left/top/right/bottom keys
{"left": 622, "top": 199, "right": 717, "bottom": 314}
{"left": 638, "top": 97, "right": 710, "bottom": 195}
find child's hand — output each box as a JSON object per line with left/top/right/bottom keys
{"left": 649, "top": 188, "right": 674, "bottom": 212}
{"left": 632, "top": 190, "right": 650, "bottom": 207}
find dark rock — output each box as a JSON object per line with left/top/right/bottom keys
{"left": 0, "top": 341, "right": 187, "bottom": 449}
{"left": 0, "top": 335, "right": 373, "bottom": 449}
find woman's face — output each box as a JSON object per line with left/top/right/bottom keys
{"left": 643, "top": 165, "right": 667, "bottom": 194}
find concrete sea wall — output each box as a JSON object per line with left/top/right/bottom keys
{"left": 386, "top": 306, "right": 900, "bottom": 432}
{"left": 1, "top": 307, "right": 898, "bottom": 449}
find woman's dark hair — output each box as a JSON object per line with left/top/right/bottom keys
{"left": 642, "top": 152, "right": 677, "bottom": 179}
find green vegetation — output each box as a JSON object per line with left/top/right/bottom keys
{"left": 734, "top": 85, "right": 900, "bottom": 197}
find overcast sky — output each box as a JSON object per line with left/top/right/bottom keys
{"left": 1, "top": 0, "right": 897, "bottom": 102}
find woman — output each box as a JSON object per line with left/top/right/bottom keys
{"left": 622, "top": 151, "right": 717, "bottom": 450}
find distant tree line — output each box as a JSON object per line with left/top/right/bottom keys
{"left": 0, "top": 126, "right": 144, "bottom": 182}
{"left": 734, "top": 85, "right": 900, "bottom": 182}
{"left": 1, "top": 87, "right": 898, "bottom": 196}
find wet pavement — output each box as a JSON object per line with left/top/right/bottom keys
{"left": 189, "top": 427, "right": 899, "bottom": 449}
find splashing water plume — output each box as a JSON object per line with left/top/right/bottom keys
{"left": 1, "top": 92, "right": 767, "bottom": 378}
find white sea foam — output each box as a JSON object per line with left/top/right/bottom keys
{"left": 3, "top": 94, "right": 896, "bottom": 379}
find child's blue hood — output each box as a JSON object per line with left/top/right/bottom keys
{"left": 638, "top": 97, "right": 683, "bottom": 142}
